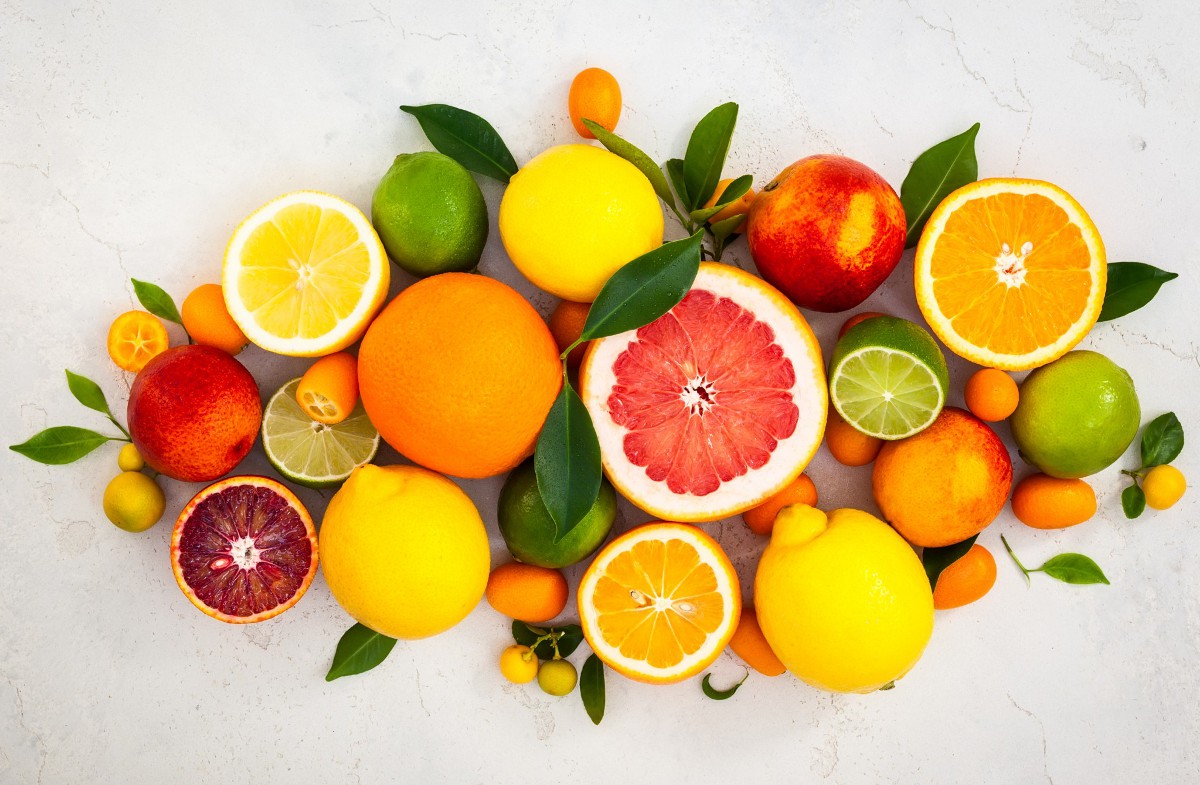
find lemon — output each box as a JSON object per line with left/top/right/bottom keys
{"left": 319, "top": 464, "right": 490, "bottom": 639}
{"left": 102, "top": 471, "right": 165, "bottom": 532}
{"left": 754, "top": 504, "right": 933, "bottom": 693}
{"left": 499, "top": 144, "right": 663, "bottom": 302}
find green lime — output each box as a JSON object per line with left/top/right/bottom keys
{"left": 498, "top": 460, "right": 617, "bottom": 568}
{"left": 1011, "top": 350, "right": 1140, "bottom": 478}
{"left": 262, "top": 378, "right": 380, "bottom": 489}
{"left": 828, "top": 316, "right": 949, "bottom": 440}
{"left": 371, "top": 151, "right": 488, "bottom": 277}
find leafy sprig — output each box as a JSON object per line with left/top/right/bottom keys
{"left": 325, "top": 623, "right": 397, "bottom": 681}
{"left": 1099, "top": 263, "right": 1177, "bottom": 322}
{"left": 1000, "top": 535, "right": 1110, "bottom": 586}
{"left": 1121, "top": 412, "right": 1184, "bottom": 517}
{"left": 10, "top": 370, "right": 131, "bottom": 465}
{"left": 900, "top": 123, "right": 980, "bottom": 247}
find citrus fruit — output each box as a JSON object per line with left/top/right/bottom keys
{"left": 579, "top": 263, "right": 827, "bottom": 522}
{"left": 102, "top": 471, "right": 165, "bottom": 532}
{"left": 741, "top": 474, "right": 818, "bottom": 536}
{"left": 497, "top": 460, "right": 616, "bottom": 569}
{"left": 180, "top": 283, "right": 248, "bottom": 355}
{"left": 537, "top": 659, "right": 578, "bottom": 697}
{"left": 754, "top": 504, "right": 934, "bottom": 693}
{"left": 1010, "top": 350, "right": 1140, "bottom": 478}
{"left": 746, "top": 155, "right": 907, "bottom": 312}
{"left": 825, "top": 406, "right": 883, "bottom": 467}
{"left": 261, "top": 378, "right": 379, "bottom": 489}
{"left": 828, "top": 315, "right": 949, "bottom": 441}
{"left": 116, "top": 443, "right": 144, "bottom": 472}
{"left": 728, "top": 607, "right": 786, "bottom": 677}
{"left": 485, "top": 563, "right": 569, "bottom": 623}
{"left": 358, "top": 273, "right": 561, "bottom": 479}
{"left": 578, "top": 522, "right": 740, "bottom": 684}
{"left": 128, "top": 345, "right": 261, "bottom": 482}
{"left": 222, "top": 190, "right": 389, "bottom": 357}
{"left": 371, "top": 152, "right": 488, "bottom": 277}
{"left": 568, "top": 67, "right": 622, "bottom": 138}
{"left": 914, "top": 178, "right": 1106, "bottom": 370}
{"left": 932, "top": 544, "right": 996, "bottom": 610}
{"left": 1011, "top": 474, "right": 1096, "bottom": 529}
{"left": 1143, "top": 465, "right": 1186, "bottom": 510}
{"left": 872, "top": 407, "right": 1012, "bottom": 548}
{"left": 295, "top": 352, "right": 358, "bottom": 425}
{"left": 702, "top": 178, "right": 756, "bottom": 230}
{"left": 499, "top": 144, "right": 664, "bottom": 302}
{"left": 320, "top": 464, "right": 490, "bottom": 639}
{"left": 499, "top": 645, "right": 539, "bottom": 684}
{"left": 171, "top": 476, "right": 318, "bottom": 623}
{"left": 547, "top": 300, "right": 592, "bottom": 370}
{"left": 838, "top": 311, "right": 886, "bottom": 340}
{"left": 965, "top": 368, "right": 1019, "bottom": 422}
{"left": 107, "top": 311, "right": 169, "bottom": 372}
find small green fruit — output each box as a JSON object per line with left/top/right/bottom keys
{"left": 537, "top": 659, "right": 578, "bottom": 697}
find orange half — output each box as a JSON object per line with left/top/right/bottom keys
{"left": 914, "top": 179, "right": 1105, "bottom": 371}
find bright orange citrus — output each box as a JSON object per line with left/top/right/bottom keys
{"left": 568, "top": 67, "right": 621, "bottom": 138}
{"left": 485, "top": 562, "right": 569, "bottom": 624}
{"left": 965, "top": 368, "right": 1019, "bottom": 422}
{"left": 296, "top": 352, "right": 358, "bottom": 425}
{"left": 547, "top": 300, "right": 591, "bottom": 370}
{"left": 107, "top": 311, "right": 169, "bottom": 372}
{"left": 837, "top": 311, "right": 886, "bottom": 339}
{"left": 728, "top": 607, "right": 786, "bottom": 676}
{"left": 1011, "top": 473, "right": 1096, "bottom": 529}
{"left": 932, "top": 544, "right": 996, "bottom": 610}
{"left": 825, "top": 406, "right": 883, "bottom": 466}
{"left": 181, "top": 283, "right": 248, "bottom": 355}
{"left": 702, "top": 178, "right": 756, "bottom": 230}
{"left": 742, "top": 474, "right": 818, "bottom": 536}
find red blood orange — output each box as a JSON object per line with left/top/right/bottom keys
{"left": 579, "top": 263, "right": 827, "bottom": 522}
{"left": 171, "top": 476, "right": 318, "bottom": 623}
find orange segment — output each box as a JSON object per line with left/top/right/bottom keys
{"left": 107, "top": 311, "right": 170, "bottom": 373}
{"left": 578, "top": 522, "right": 740, "bottom": 684}
{"left": 915, "top": 179, "right": 1105, "bottom": 371}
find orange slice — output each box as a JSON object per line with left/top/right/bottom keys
{"left": 577, "top": 522, "right": 740, "bottom": 684}
{"left": 107, "top": 311, "right": 169, "bottom": 372}
{"left": 914, "top": 179, "right": 1106, "bottom": 371}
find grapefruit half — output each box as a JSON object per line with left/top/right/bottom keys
{"left": 579, "top": 263, "right": 827, "bottom": 522}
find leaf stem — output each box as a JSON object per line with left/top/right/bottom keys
{"left": 107, "top": 415, "right": 131, "bottom": 440}
{"left": 1120, "top": 468, "right": 1144, "bottom": 480}
{"left": 1000, "top": 534, "right": 1032, "bottom": 586}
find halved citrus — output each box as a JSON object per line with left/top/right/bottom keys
{"left": 579, "top": 263, "right": 827, "bottom": 522}
{"left": 107, "top": 310, "right": 169, "bottom": 372}
{"left": 914, "top": 178, "right": 1106, "bottom": 371}
{"left": 577, "top": 522, "right": 740, "bottom": 684}
{"left": 222, "top": 191, "right": 389, "bottom": 357}
{"left": 171, "top": 476, "right": 318, "bottom": 623}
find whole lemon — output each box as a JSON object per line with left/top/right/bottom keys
{"left": 499, "top": 144, "right": 663, "bottom": 301}
{"left": 754, "top": 504, "right": 934, "bottom": 693}
{"left": 319, "top": 464, "right": 490, "bottom": 639}
{"left": 102, "top": 471, "right": 166, "bottom": 532}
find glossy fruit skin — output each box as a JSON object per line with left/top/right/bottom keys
{"left": 499, "top": 645, "right": 539, "bottom": 684}
{"left": 295, "top": 352, "right": 358, "bottom": 425}
{"left": 837, "top": 311, "right": 886, "bottom": 340}
{"left": 728, "top": 607, "right": 786, "bottom": 676}
{"left": 1011, "top": 474, "right": 1097, "bottom": 529}
{"left": 547, "top": 300, "right": 591, "bottom": 370}
{"left": 742, "top": 474, "right": 818, "bottom": 536}
{"left": 932, "top": 544, "right": 996, "bottom": 610}
{"left": 746, "top": 155, "right": 906, "bottom": 313}
{"left": 102, "top": 471, "right": 165, "bottom": 532}
{"left": 703, "top": 178, "right": 756, "bottom": 230}
{"left": 1143, "top": 465, "right": 1186, "bottom": 510}
{"left": 181, "top": 284, "right": 248, "bottom": 355}
{"left": 825, "top": 407, "right": 883, "bottom": 466}
{"left": 116, "top": 443, "right": 145, "bottom": 472}
{"left": 498, "top": 460, "right": 616, "bottom": 568}
{"left": 537, "top": 659, "right": 578, "bottom": 697}
{"left": 485, "top": 563, "right": 569, "bottom": 624}
{"left": 965, "top": 368, "right": 1019, "bottom": 422}
{"left": 568, "top": 67, "right": 621, "bottom": 138}
{"left": 128, "top": 345, "right": 261, "bottom": 482}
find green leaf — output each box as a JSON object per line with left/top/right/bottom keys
{"left": 131, "top": 279, "right": 182, "bottom": 325}
{"left": 682, "top": 102, "right": 738, "bottom": 209}
{"left": 511, "top": 621, "right": 585, "bottom": 659}
{"left": 583, "top": 120, "right": 675, "bottom": 206}
{"left": 1098, "top": 262, "right": 1178, "bottom": 322}
{"left": 900, "top": 122, "right": 980, "bottom": 248}
{"left": 1036, "top": 553, "right": 1110, "bottom": 585}
{"left": 1122, "top": 483, "right": 1146, "bottom": 519}
{"left": 921, "top": 534, "right": 979, "bottom": 590}
{"left": 580, "top": 654, "right": 605, "bottom": 725}
{"left": 689, "top": 174, "right": 753, "bottom": 224}
{"left": 9, "top": 426, "right": 115, "bottom": 465}
{"left": 325, "top": 623, "right": 397, "bottom": 681}
{"left": 579, "top": 231, "right": 703, "bottom": 342}
{"left": 65, "top": 370, "right": 112, "bottom": 416}
{"left": 1140, "top": 412, "right": 1184, "bottom": 468}
{"left": 400, "top": 103, "right": 518, "bottom": 183}
{"left": 665, "top": 158, "right": 691, "bottom": 210}
{"left": 535, "top": 382, "right": 602, "bottom": 540}
{"left": 709, "top": 214, "right": 747, "bottom": 243}
{"left": 690, "top": 204, "right": 728, "bottom": 224}
{"left": 701, "top": 671, "right": 748, "bottom": 700}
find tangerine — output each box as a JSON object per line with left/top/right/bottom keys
{"left": 485, "top": 562, "right": 569, "bottom": 623}
{"left": 1011, "top": 474, "right": 1096, "bottom": 529}
{"left": 181, "top": 283, "right": 248, "bottom": 355}
{"left": 742, "top": 474, "right": 818, "bottom": 536}
{"left": 296, "top": 352, "right": 358, "bottom": 425}
{"left": 825, "top": 406, "right": 883, "bottom": 467}
{"left": 568, "top": 67, "right": 621, "bottom": 138}
{"left": 965, "top": 368, "right": 1019, "bottom": 422}
{"left": 548, "top": 300, "right": 591, "bottom": 370}
{"left": 728, "top": 607, "right": 786, "bottom": 676}
{"left": 932, "top": 544, "right": 997, "bottom": 610}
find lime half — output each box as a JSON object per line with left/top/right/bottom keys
{"left": 262, "top": 378, "right": 380, "bottom": 488}
{"left": 828, "top": 316, "right": 949, "bottom": 440}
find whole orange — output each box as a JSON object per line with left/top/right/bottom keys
{"left": 746, "top": 155, "right": 906, "bottom": 312}
{"left": 127, "top": 345, "right": 261, "bottom": 482}
{"left": 965, "top": 368, "right": 1019, "bottom": 422}
{"left": 872, "top": 407, "right": 1012, "bottom": 548}
{"left": 485, "top": 562, "right": 569, "bottom": 623}
{"left": 357, "top": 274, "right": 562, "bottom": 479}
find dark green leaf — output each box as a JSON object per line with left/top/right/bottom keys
{"left": 579, "top": 231, "right": 702, "bottom": 342}
{"left": 1098, "top": 262, "right": 1178, "bottom": 322}
{"left": 580, "top": 654, "right": 605, "bottom": 725}
{"left": 1036, "top": 553, "right": 1110, "bottom": 585}
{"left": 665, "top": 158, "right": 691, "bottom": 210}
{"left": 922, "top": 534, "right": 979, "bottom": 590}
{"left": 683, "top": 102, "right": 738, "bottom": 209}
{"left": 713, "top": 173, "right": 752, "bottom": 208}
{"left": 400, "top": 103, "right": 518, "bottom": 183}
{"left": 131, "top": 279, "right": 182, "bottom": 324}
{"left": 535, "top": 382, "right": 602, "bottom": 540}
{"left": 690, "top": 204, "right": 728, "bottom": 224}
{"left": 1122, "top": 483, "right": 1146, "bottom": 519}
{"left": 583, "top": 120, "right": 674, "bottom": 206}
{"left": 325, "top": 623, "right": 397, "bottom": 681}
{"left": 65, "top": 370, "right": 112, "bottom": 416}
{"left": 900, "top": 122, "right": 980, "bottom": 248}
{"left": 9, "top": 426, "right": 114, "bottom": 465}
{"left": 511, "top": 621, "right": 584, "bottom": 659}
{"left": 1140, "top": 412, "right": 1184, "bottom": 468}
{"left": 709, "top": 214, "right": 747, "bottom": 243}
{"left": 701, "top": 671, "right": 748, "bottom": 700}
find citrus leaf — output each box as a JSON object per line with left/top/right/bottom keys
{"left": 689, "top": 204, "right": 728, "bottom": 224}
{"left": 580, "top": 654, "right": 605, "bottom": 725}
{"left": 900, "top": 122, "right": 980, "bottom": 248}
{"left": 325, "top": 622, "right": 397, "bottom": 681}
{"left": 131, "top": 278, "right": 182, "bottom": 324}
{"left": 701, "top": 671, "right": 748, "bottom": 700}
{"left": 1140, "top": 412, "right": 1184, "bottom": 468}
{"left": 709, "top": 214, "right": 746, "bottom": 243}
{"left": 1036, "top": 553, "right": 1110, "bottom": 585}
{"left": 683, "top": 103, "right": 738, "bottom": 210}
{"left": 1122, "top": 483, "right": 1146, "bottom": 519}
{"left": 713, "top": 173, "right": 753, "bottom": 208}
{"left": 1098, "top": 262, "right": 1178, "bottom": 322}
{"left": 578, "top": 231, "right": 702, "bottom": 343}
{"left": 921, "top": 534, "right": 979, "bottom": 590}
{"left": 583, "top": 120, "right": 674, "bottom": 206}
{"left": 400, "top": 103, "right": 518, "bottom": 183}
{"left": 535, "top": 381, "right": 602, "bottom": 540}
{"left": 511, "top": 621, "right": 584, "bottom": 659}
{"left": 10, "top": 426, "right": 115, "bottom": 465}
{"left": 65, "top": 370, "right": 112, "bottom": 416}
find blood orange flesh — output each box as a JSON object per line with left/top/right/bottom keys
{"left": 171, "top": 476, "right": 318, "bottom": 623}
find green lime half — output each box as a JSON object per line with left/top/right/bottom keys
{"left": 829, "top": 316, "right": 949, "bottom": 440}
{"left": 262, "top": 378, "right": 380, "bottom": 489}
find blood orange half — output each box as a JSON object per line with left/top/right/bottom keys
{"left": 579, "top": 263, "right": 827, "bottom": 522}
{"left": 171, "top": 476, "right": 318, "bottom": 623}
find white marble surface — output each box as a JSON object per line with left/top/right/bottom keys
{"left": 3, "top": 1, "right": 1199, "bottom": 783}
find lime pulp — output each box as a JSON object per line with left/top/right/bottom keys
{"left": 262, "top": 379, "right": 380, "bottom": 489}
{"left": 831, "top": 347, "right": 945, "bottom": 439}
